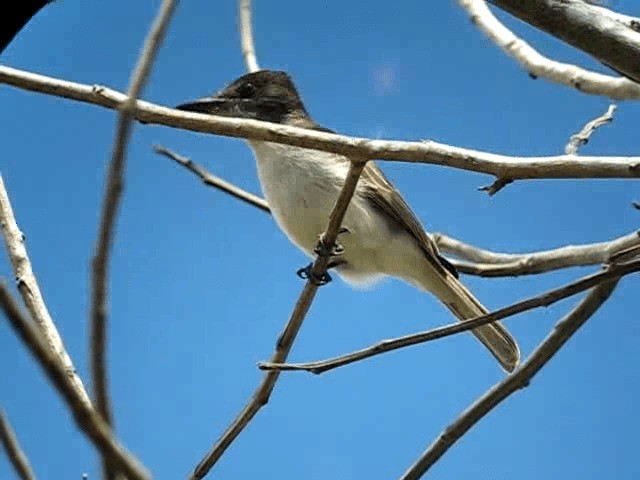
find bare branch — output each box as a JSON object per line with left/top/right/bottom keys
{"left": 238, "top": 0, "right": 259, "bottom": 72}
{"left": 489, "top": 0, "right": 640, "bottom": 84}
{"left": 0, "top": 175, "right": 92, "bottom": 406}
{"left": 258, "top": 259, "right": 639, "bottom": 374}
{"left": 459, "top": 0, "right": 640, "bottom": 98}
{"left": 432, "top": 230, "right": 640, "bottom": 277}
{"left": 153, "top": 144, "right": 270, "bottom": 213}
{"left": 89, "top": 1, "right": 177, "bottom": 478}
{"left": 399, "top": 279, "right": 619, "bottom": 480}
{"left": 0, "top": 408, "right": 36, "bottom": 480}
{"left": 1, "top": 66, "right": 639, "bottom": 181}
{"left": 0, "top": 285, "right": 150, "bottom": 480}
{"left": 191, "top": 159, "right": 367, "bottom": 479}
{"left": 565, "top": 105, "right": 617, "bottom": 155}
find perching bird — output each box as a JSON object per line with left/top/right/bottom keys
{"left": 176, "top": 70, "right": 520, "bottom": 371}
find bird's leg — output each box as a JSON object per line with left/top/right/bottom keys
{"left": 297, "top": 227, "right": 350, "bottom": 286}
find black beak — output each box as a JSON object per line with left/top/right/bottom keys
{"left": 175, "top": 97, "right": 259, "bottom": 119}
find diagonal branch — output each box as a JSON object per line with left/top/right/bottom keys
{"left": 191, "top": 159, "right": 367, "bottom": 479}
{"left": 399, "top": 278, "right": 619, "bottom": 480}
{"left": 153, "top": 144, "right": 270, "bottom": 213}
{"left": 89, "top": 1, "right": 177, "bottom": 478}
{"left": 0, "top": 408, "right": 36, "bottom": 480}
{"left": 0, "top": 284, "right": 150, "bottom": 480}
{"left": 0, "top": 175, "right": 92, "bottom": 406}
{"left": 1, "top": 66, "right": 639, "bottom": 181}
{"left": 258, "top": 259, "right": 639, "bottom": 374}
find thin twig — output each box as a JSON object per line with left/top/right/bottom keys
{"left": 399, "top": 279, "right": 619, "bottom": 480}
{"left": 153, "top": 144, "right": 270, "bottom": 213}
{"left": 191, "top": 159, "right": 367, "bottom": 480}
{"left": 565, "top": 104, "right": 617, "bottom": 155}
{"left": 477, "top": 177, "right": 513, "bottom": 196}
{"left": 0, "top": 408, "right": 36, "bottom": 480}
{"left": 459, "top": 0, "right": 640, "bottom": 98}
{"left": 433, "top": 230, "right": 640, "bottom": 276}
{"left": 0, "top": 175, "right": 92, "bottom": 406}
{"left": 238, "top": 0, "right": 259, "bottom": 72}
{"left": 258, "top": 259, "right": 639, "bottom": 374}
{"left": 90, "top": 1, "right": 177, "bottom": 478}
{"left": 1, "top": 66, "right": 640, "bottom": 179}
{"left": 0, "top": 284, "right": 150, "bottom": 480}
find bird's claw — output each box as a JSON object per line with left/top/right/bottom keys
{"left": 296, "top": 263, "right": 332, "bottom": 286}
{"left": 313, "top": 226, "right": 351, "bottom": 257}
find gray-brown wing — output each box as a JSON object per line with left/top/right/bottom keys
{"left": 360, "top": 162, "right": 457, "bottom": 278}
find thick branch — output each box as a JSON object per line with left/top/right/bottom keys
{"left": 490, "top": 0, "right": 640, "bottom": 84}
{"left": 258, "top": 259, "right": 639, "bottom": 374}
{"left": 0, "top": 285, "right": 150, "bottom": 480}
{"left": 89, "top": 1, "right": 177, "bottom": 478}
{"left": 1, "top": 66, "right": 639, "bottom": 180}
{"left": 0, "top": 175, "right": 92, "bottom": 406}
{"left": 191, "top": 160, "right": 367, "bottom": 479}
{"left": 0, "top": 408, "right": 36, "bottom": 480}
{"left": 400, "top": 279, "right": 619, "bottom": 480}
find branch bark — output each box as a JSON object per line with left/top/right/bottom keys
{"left": 1, "top": 66, "right": 639, "bottom": 181}
{"left": 238, "top": 0, "right": 259, "bottom": 72}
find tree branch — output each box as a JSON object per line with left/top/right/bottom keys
{"left": 191, "top": 159, "right": 367, "bottom": 479}
{"left": 399, "top": 278, "right": 619, "bottom": 480}
{"left": 565, "top": 104, "right": 617, "bottom": 155}
{"left": 0, "top": 175, "right": 92, "bottom": 406}
{"left": 432, "top": 230, "right": 640, "bottom": 277}
{"left": 0, "top": 285, "right": 150, "bottom": 480}
{"left": 0, "top": 408, "right": 36, "bottom": 480}
{"left": 459, "top": 0, "right": 640, "bottom": 98}
{"left": 238, "top": 0, "right": 259, "bottom": 72}
{"left": 489, "top": 0, "right": 640, "bottom": 84}
{"left": 258, "top": 259, "right": 639, "bottom": 374}
{"left": 89, "top": 1, "right": 177, "bottom": 478}
{"left": 153, "top": 144, "right": 270, "bottom": 213}
{"left": 1, "top": 66, "right": 639, "bottom": 181}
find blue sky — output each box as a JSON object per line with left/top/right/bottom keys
{"left": 1, "top": 1, "right": 639, "bottom": 479}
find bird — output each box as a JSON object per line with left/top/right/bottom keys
{"left": 176, "top": 70, "right": 520, "bottom": 372}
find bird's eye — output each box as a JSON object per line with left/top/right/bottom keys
{"left": 238, "top": 82, "right": 256, "bottom": 97}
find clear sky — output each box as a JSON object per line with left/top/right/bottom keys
{"left": 1, "top": 1, "right": 639, "bottom": 479}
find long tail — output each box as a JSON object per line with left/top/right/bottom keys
{"left": 422, "top": 271, "right": 520, "bottom": 372}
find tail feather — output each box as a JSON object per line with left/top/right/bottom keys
{"left": 427, "top": 273, "right": 520, "bottom": 372}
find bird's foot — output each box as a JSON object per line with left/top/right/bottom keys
{"left": 314, "top": 226, "right": 350, "bottom": 257}
{"left": 296, "top": 264, "right": 332, "bottom": 286}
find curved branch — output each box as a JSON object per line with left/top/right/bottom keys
{"left": 489, "top": 0, "right": 640, "bottom": 84}
{"left": 1, "top": 66, "right": 638, "bottom": 181}
{"left": 89, "top": 1, "right": 177, "bottom": 478}
{"left": 459, "top": 0, "right": 640, "bottom": 99}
